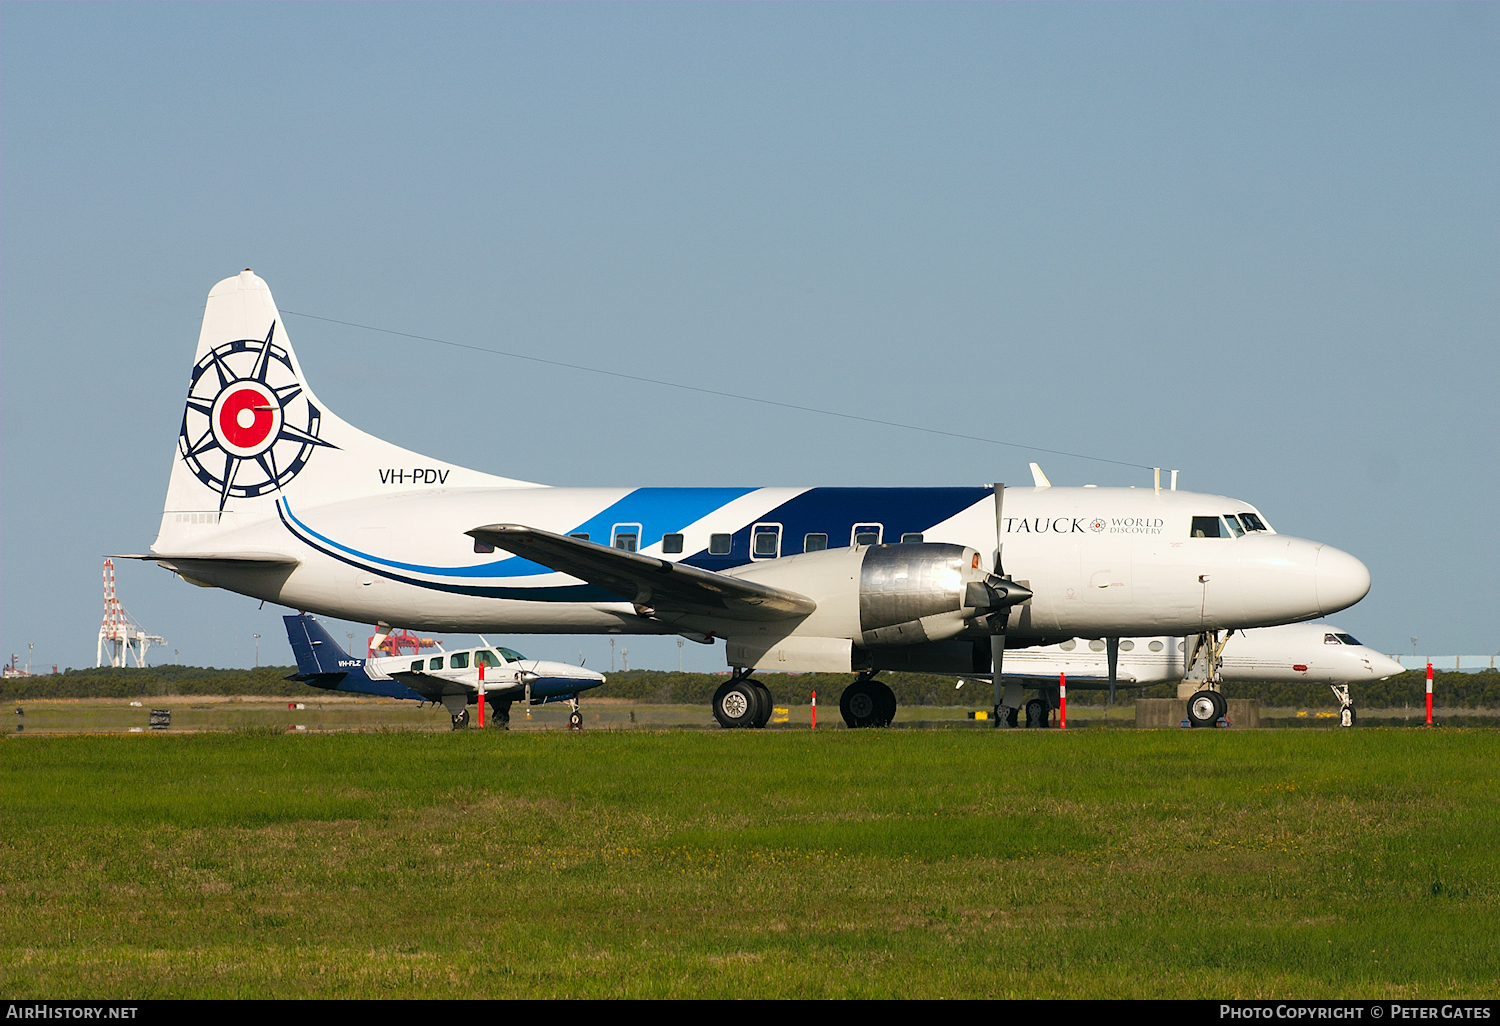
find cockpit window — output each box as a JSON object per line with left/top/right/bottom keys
{"left": 1325, "top": 633, "right": 1342, "bottom": 645}
{"left": 1191, "top": 516, "right": 1223, "bottom": 538}
{"left": 1335, "top": 633, "right": 1360, "bottom": 646}
{"left": 475, "top": 650, "right": 501, "bottom": 668}
{"left": 1238, "top": 512, "right": 1268, "bottom": 532}
{"left": 498, "top": 647, "right": 527, "bottom": 662}
{"left": 1223, "top": 514, "right": 1246, "bottom": 538}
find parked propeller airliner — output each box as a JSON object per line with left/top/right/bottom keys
{"left": 122, "top": 271, "right": 1373, "bottom": 728}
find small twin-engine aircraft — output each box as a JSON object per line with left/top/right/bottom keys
{"left": 284, "top": 613, "right": 605, "bottom": 729}
{"left": 120, "top": 271, "right": 1374, "bottom": 728}
{"left": 988, "top": 620, "right": 1405, "bottom": 729}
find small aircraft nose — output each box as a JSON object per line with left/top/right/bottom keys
{"left": 1315, "top": 545, "right": 1371, "bottom": 616}
{"left": 1368, "top": 651, "right": 1407, "bottom": 679}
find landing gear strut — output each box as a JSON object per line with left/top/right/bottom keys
{"left": 1186, "top": 689, "right": 1227, "bottom": 728}
{"left": 567, "top": 697, "right": 583, "bottom": 731}
{"left": 1330, "top": 683, "right": 1356, "bottom": 728}
{"left": 839, "top": 673, "right": 896, "bottom": 729}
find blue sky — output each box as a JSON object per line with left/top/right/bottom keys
{"left": 3, "top": 3, "right": 1496, "bottom": 672}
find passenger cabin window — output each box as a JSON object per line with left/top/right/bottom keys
{"left": 900, "top": 533, "right": 924, "bottom": 544}
{"left": 751, "top": 524, "right": 781, "bottom": 559}
{"left": 473, "top": 539, "right": 495, "bottom": 553}
{"left": 803, "top": 533, "right": 828, "bottom": 552}
{"left": 852, "top": 523, "right": 882, "bottom": 546}
{"left": 612, "top": 525, "right": 639, "bottom": 552}
{"left": 709, "top": 533, "right": 732, "bottom": 555}
{"left": 662, "top": 533, "right": 684, "bottom": 554}
{"left": 1237, "top": 512, "right": 1268, "bottom": 532}
{"left": 1120, "top": 640, "right": 1135, "bottom": 651}
{"left": 569, "top": 533, "right": 590, "bottom": 542}
{"left": 410, "top": 660, "right": 424, "bottom": 672}
{"left": 429, "top": 656, "right": 444, "bottom": 670}
{"left": 1191, "top": 516, "right": 1224, "bottom": 538}
{"left": 1148, "top": 641, "right": 1164, "bottom": 652}
{"left": 1223, "top": 514, "right": 1246, "bottom": 538}
{"left": 449, "top": 652, "right": 470, "bottom": 669}
{"left": 476, "top": 650, "right": 501, "bottom": 668}
{"left": 1059, "top": 639, "right": 1077, "bottom": 651}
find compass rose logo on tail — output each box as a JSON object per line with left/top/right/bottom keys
{"left": 178, "top": 323, "right": 338, "bottom": 510}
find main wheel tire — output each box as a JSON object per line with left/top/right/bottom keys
{"left": 1210, "top": 691, "right": 1228, "bottom": 724}
{"left": 451, "top": 707, "right": 470, "bottom": 730}
{"left": 1025, "top": 697, "right": 1047, "bottom": 728}
{"left": 712, "top": 680, "right": 759, "bottom": 729}
{"left": 840, "top": 680, "right": 881, "bottom": 728}
{"left": 1187, "top": 690, "right": 1219, "bottom": 728}
{"left": 1341, "top": 706, "right": 1357, "bottom": 728}
{"left": 1004, "top": 705, "right": 1020, "bottom": 728}
{"left": 750, "top": 681, "right": 773, "bottom": 729}
{"left": 874, "top": 681, "right": 897, "bottom": 727}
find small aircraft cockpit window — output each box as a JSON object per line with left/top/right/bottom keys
{"left": 1238, "top": 512, "right": 1268, "bottom": 532}
{"left": 662, "top": 533, "right": 684, "bottom": 554}
{"left": 570, "top": 533, "right": 590, "bottom": 542}
{"left": 1223, "top": 514, "right": 1246, "bottom": 538}
{"left": 804, "top": 533, "right": 828, "bottom": 552}
{"left": 450, "top": 652, "right": 470, "bottom": 669}
{"left": 900, "top": 533, "right": 924, "bottom": 544}
{"left": 429, "top": 656, "right": 444, "bottom": 670}
{"left": 709, "top": 534, "right": 732, "bottom": 555}
{"left": 475, "top": 650, "right": 501, "bottom": 668}
{"left": 410, "top": 660, "right": 424, "bottom": 672}
{"left": 1191, "top": 516, "right": 1224, "bottom": 538}
{"left": 498, "top": 647, "right": 526, "bottom": 662}
{"left": 1336, "top": 633, "right": 1361, "bottom": 646}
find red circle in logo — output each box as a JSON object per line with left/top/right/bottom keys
{"left": 218, "top": 387, "right": 275, "bottom": 448}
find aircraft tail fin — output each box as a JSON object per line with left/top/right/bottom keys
{"left": 284, "top": 613, "right": 359, "bottom": 678}
{"left": 154, "top": 270, "right": 536, "bottom": 555}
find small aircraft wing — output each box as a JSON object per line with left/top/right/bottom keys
{"left": 467, "top": 524, "right": 815, "bottom": 621}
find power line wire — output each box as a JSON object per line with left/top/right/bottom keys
{"left": 279, "top": 309, "right": 1153, "bottom": 471}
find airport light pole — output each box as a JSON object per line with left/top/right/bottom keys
{"left": 678, "top": 637, "right": 684, "bottom": 672}
{"left": 253, "top": 634, "right": 260, "bottom": 668}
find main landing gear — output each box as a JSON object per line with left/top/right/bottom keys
{"left": 451, "top": 706, "right": 470, "bottom": 730}
{"left": 713, "top": 674, "right": 773, "bottom": 729}
{"left": 839, "top": 673, "right": 896, "bottom": 729}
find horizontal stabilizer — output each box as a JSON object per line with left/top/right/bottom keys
{"left": 467, "top": 524, "right": 816, "bottom": 621}
{"left": 112, "top": 551, "right": 300, "bottom": 565}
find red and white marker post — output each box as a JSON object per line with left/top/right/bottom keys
{"left": 1426, "top": 661, "right": 1433, "bottom": 726}
{"left": 1059, "top": 672, "right": 1067, "bottom": 730}
{"left": 811, "top": 690, "right": 817, "bottom": 730}
{"left": 477, "top": 660, "right": 486, "bottom": 728}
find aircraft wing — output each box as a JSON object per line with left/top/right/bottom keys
{"left": 111, "top": 551, "right": 301, "bottom": 565}
{"left": 467, "top": 524, "right": 816, "bottom": 621}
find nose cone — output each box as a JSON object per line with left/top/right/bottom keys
{"left": 1366, "top": 651, "right": 1407, "bottom": 680}
{"left": 529, "top": 661, "right": 607, "bottom": 692}
{"left": 1315, "top": 545, "right": 1371, "bottom": 616}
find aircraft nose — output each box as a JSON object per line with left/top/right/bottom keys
{"left": 1316, "top": 545, "right": 1371, "bottom": 615}
{"left": 1370, "top": 652, "right": 1407, "bottom": 679}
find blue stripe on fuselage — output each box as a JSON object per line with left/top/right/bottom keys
{"left": 680, "top": 487, "right": 991, "bottom": 569}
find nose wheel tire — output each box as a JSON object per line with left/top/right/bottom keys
{"left": 1340, "top": 706, "right": 1357, "bottom": 728}
{"left": 840, "top": 679, "right": 896, "bottom": 728}
{"left": 568, "top": 710, "right": 584, "bottom": 731}
{"left": 713, "top": 680, "right": 760, "bottom": 729}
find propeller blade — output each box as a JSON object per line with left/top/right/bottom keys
{"left": 993, "top": 483, "right": 1005, "bottom": 575}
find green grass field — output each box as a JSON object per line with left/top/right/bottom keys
{"left": 2, "top": 729, "right": 1496, "bottom": 998}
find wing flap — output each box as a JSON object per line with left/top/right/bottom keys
{"left": 466, "top": 524, "right": 815, "bottom": 621}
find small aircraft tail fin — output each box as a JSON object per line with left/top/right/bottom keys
{"left": 284, "top": 613, "right": 357, "bottom": 678}
{"left": 154, "top": 270, "right": 536, "bottom": 556}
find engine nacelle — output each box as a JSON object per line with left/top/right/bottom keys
{"left": 725, "top": 543, "right": 1007, "bottom": 672}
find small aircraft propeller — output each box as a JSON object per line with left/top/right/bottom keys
{"left": 985, "top": 483, "right": 1033, "bottom": 727}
